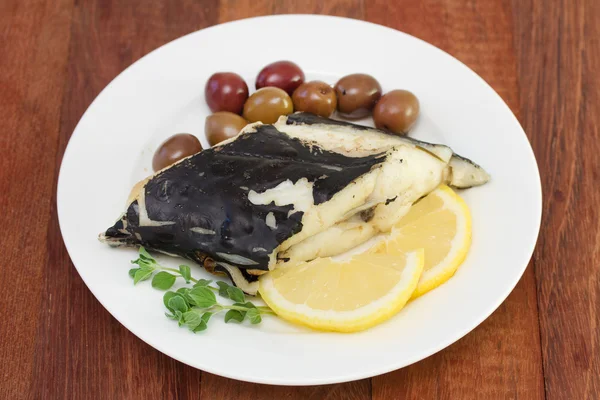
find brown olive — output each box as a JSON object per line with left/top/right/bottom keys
{"left": 152, "top": 133, "right": 202, "bottom": 172}
{"left": 373, "top": 90, "right": 420, "bottom": 135}
{"left": 243, "top": 87, "right": 293, "bottom": 124}
{"left": 292, "top": 81, "right": 337, "bottom": 118}
{"left": 205, "top": 112, "right": 248, "bottom": 146}
{"left": 334, "top": 73, "right": 382, "bottom": 119}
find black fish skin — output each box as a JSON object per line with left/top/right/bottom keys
{"left": 104, "top": 125, "right": 383, "bottom": 271}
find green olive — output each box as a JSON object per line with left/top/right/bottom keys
{"left": 243, "top": 87, "right": 293, "bottom": 124}
{"left": 373, "top": 90, "right": 420, "bottom": 135}
{"left": 292, "top": 81, "right": 337, "bottom": 118}
{"left": 205, "top": 112, "right": 248, "bottom": 146}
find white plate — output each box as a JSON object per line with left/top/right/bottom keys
{"left": 57, "top": 15, "right": 541, "bottom": 385}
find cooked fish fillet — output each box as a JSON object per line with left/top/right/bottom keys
{"left": 279, "top": 146, "right": 441, "bottom": 265}
{"left": 274, "top": 112, "right": 490, "bottom": 189}
{"left": 280, "top": 214, "right": 377, "bottom": 263}
{"left": 101, "top": 123, "right": 396, "bottom": 293}
{"left": 101, "top": 114, "right": 490, "bottom": 294}
{"left": 275, "top": 113, "right": 490, "bottom": 265}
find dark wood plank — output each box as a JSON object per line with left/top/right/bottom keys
{"left": 371, "top": 273, "right": 544, "bottom": 400}
{"left": 512, "top": 0, "right": 600, "bottom": 398}
{"left": 217, "top": 0, "right": 363, "bottom": 22}
{"left": 272, "top": 0, "right": 363, "bottom": 17}
{"left": 28, "top": 1, "right": 219, "bottom": 398}
{"left": 201, "top": 373, "right": 371, "bottom": 400}
{"left": 6, "top": 0, "right": 599, "bottom": 398}
{"left": 365, "top": 1, "right": 545, "bottom": 398}
{"left": 0, "top": 0, "right": 74, "bottom": 398}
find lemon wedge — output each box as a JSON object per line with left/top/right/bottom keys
{"left": 372, "top": 185, "right": 471, "bottom": 299}
{"left": 259, "top": 250, "right": 424, "bottom": 332}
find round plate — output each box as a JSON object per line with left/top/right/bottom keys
{"left": 57, "top": 15, "right": 541, "bottom": 385}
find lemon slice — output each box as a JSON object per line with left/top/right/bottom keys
{"left": 372, "top": 185, "right": 471, "bottom": 299}
{"left": 259, "top": 250, "right": 424, "bottom": 332}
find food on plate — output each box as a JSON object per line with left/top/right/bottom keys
{"left": 152, "top": 133, "right": 202, "bottom": 172}
{"left": 255, "top": 60, "right": 305, "bottom": 95}
{"left": 203, "top": 65, "right": 423, "bottom": 140}
{"left": 275, "top": 113, "right": 490, "bottom": 189}
{"left": 102, "top": 121, "right": 387, "bottom": 294}
{"left": 117, "top": 63, "right": 488, "bottom": 332}
{"left": 271, "top": 113, "right": 488, "bottom": 265}
{"left": 205, "top": 72, "right": 249, "bottom": 114}
{"left": 243, "top": 87, "right": 293, "bottom": 124}
{"left": 205, "top": 112, "right": 248, "bottom": 146}
{"left": 291, "top": 80, "right": 337, "bottom": 117}
{"left": 129, "top": 247, "right": 274, "bottom": 330}
{"left": 334, "top": 73, "right": 382, "bottom": 119}
{"left": 373, "top": 89, "right": 420, "bottom": 134}
{"left": 369, "top": 185, "right": 471, "bottom": 299}
{"left": 101, "top": 113, "right": 489, "bottom": 298}
{"left": 259, "top": 250, "right": 424, "bottom": 332}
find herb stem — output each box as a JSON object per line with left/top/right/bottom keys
{"left": 157, "top": 265, "right": 223, "bottom": 289}
{"left": 160, "top": 266, "right": 185, "bottom": 275}
{"left": 218, "top": 304, "right": 275, "bottom": 315}
{"left": 221, "top": 305, "right": 253, "bottom": 312}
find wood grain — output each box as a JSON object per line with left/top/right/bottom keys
{"left": 0, "top": 0, "right": 73, "bottom": 398}
{"left": 512, "top": 0, "right": 600, "bottom": 398}
{"left": 365, "top": 1, "right": 545, "bottom": 398}
{"left": 0, "top": 0, "right": 598, "bottom": 398}
{"left": 28, "top": 1, "right": 217, "bottom": 398}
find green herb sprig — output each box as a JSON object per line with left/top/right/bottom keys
{"left": 129, "top": 247, "right": 274, "bottom": 332}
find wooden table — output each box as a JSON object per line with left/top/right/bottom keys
{"left": 1, "top": 0, "right": 598, "bottom": 398}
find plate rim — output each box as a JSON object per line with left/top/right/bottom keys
{"left": 57, "top": 14, "right": 543, "bottom": 385}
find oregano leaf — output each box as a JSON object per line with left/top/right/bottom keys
{"left": 174, "top": 288, "right": 193, "bottom": 305}
{"left": 182, "top": 311, "right": 201, "bottom": 329}
{"left": 138, "top": 246, "right": 154, "bottom": 261}
{"left": 192, "top": 321, "right": 208, "bottom": 332}
{"left": 168, "top": 296, "right": 189, "bottom": 314}
{"left": 152, "top": 271, "right": 177, "bottom": 290}
{"left": 224, "top": 309, "right": 245, "bottom": 323}
{"left": 233, "top": 302, "right": 256, "bottom": 309}
{"left": 201, "top": 312, "right": 213, "bottom": 324}
{"left": 226, "top": 286, "right": 245, "bottom": 303}
{"left": 193, "top": 279, "right": 213, "bottom": 287}
{"left": 163, "top": 291, "right": 179, "bottom": 312}
{"left": 216, "top": 281, "right": 230, "bottom": 298}
{"left": 178, "top": 265, "right": 192, "bottom": 283}
{"left": 246, "top": 308, "right": 262, "bottom": 324}
{"left": 187, "top": 287, "right": 217, "bottom": 308}
{"left": 133, "top": 268, "right": 154, "bottom": 284}
{"left": 174, "top": 310, "right": 184, "bottom": 326}
{"left": 165, "top": 312, "right": 177, "bottom": 320}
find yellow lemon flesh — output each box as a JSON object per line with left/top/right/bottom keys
{"left": 372, "top": 185, "right": 472, "bottom": 299}
{"left": 259, "top": 250, "right": 424, "bottom": 332}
